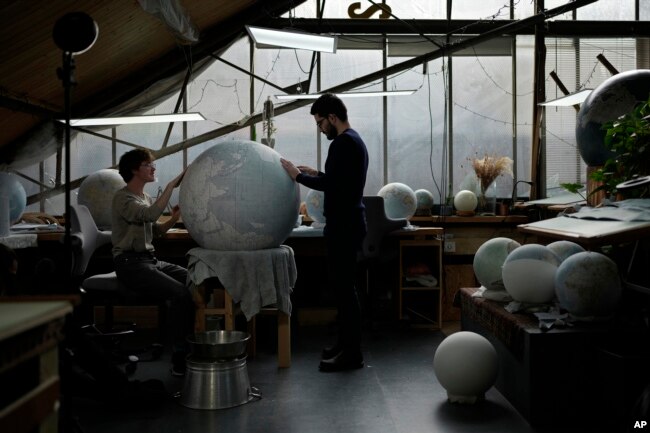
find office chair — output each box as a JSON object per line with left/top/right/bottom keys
{"left": 69, "top": 204, "right": 164, "bottom": 371}
{"left": 358, "top": 196, "right": 408, "bottom": 326}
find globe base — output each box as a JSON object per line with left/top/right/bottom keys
{"left": 447, "top": 392, "right": 485, "bottom": 404}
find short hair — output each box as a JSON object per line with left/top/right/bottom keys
{"left": 118, "top": 148, "right": 154, "bottom": 182}
{"left": 310, "top": 93, "right": 348, "bottom": 122}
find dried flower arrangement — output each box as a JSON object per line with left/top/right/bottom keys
{"left": 471, "top": 154, "right": 514, "bottom": 194}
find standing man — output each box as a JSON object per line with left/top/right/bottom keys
{"left": 281, "top": 93, "right": 369, "bottom": 372}
{"left": 112, "top": 149, "right": 194, "bottom": 376}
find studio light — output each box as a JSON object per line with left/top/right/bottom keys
{"left": 53, "top": 12, "right": 99, "bottom": 55}
{"left": 274, "top": 90, "right": 416, "bottom": 100}
{"left": 246, "top": 25, "right": 337, "bottom": 53}
{"left": 538, "top": 89, "right": 593, "bottom": 107}
{"left": 58, "top": 112, "right": 206, "bottom": 127}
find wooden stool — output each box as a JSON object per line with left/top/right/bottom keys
{"left": 192, "top": 279, "right": 291, "bottom": 368}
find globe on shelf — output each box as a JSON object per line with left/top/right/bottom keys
{"left": 77, "top": 168, "right": 126, "bottom": 230}
{"left": 555, "top": 251, "right": 622, "bottom": 321}
{"left": 473, "top": 237, "right": 521, "bottom": 291}
{"left": 433, "top": 331, "right": 498, "bottom": 404}
{"left": 0, "top": 172, "right": 27, "bottom": 224}
{"left": 546, "top": 240, "right": 585, "bottom": 263}
{"left": 179, "top": 139, "right": 300, "bottom": 251}
{"left": 502, "top": 244, "right": 561, "bottom": 304}
{"left": 414, "top": 189, "right": 434, "bottom": 216}
{"left": 576, "top": 69, "right": 650, "bottom": 166}
{"left": 454, "top": 190, "right": 478, "bottom": 214}
{"left": 305, "top": 189, "right": 325, "bottom": 223}
{"left": 377, "top": 182, "right": 417, "bottom": 219}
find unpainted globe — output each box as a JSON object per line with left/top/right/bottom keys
{"left": 453, "top": 190, "right": 478, "bottom": 212}
{"left": 502, "top": 244, "right": 561, "bottom": 304}
{"left": 377, "top": 182, "right": 417, "bottom": 219}
{"left": 179, "top": 140, "right": 300, "bottom": 251}
{"left": 576, "top": 69, "right": 650, "bottom": 166}
{"left": 433, "top": 331, "right": 498, "bottom": 404}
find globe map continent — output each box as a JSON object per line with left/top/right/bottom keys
{"left": 179, "top": 140, "right": 300, "bottom": 251}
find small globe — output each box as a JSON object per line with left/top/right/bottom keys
{"left": 546, "top": 240, "right": 585, "bottom": 263}
{"left": 433, "top": 331, "right": 498, "bottom": 404}
{"left": 305, "top": 189, "right": 325, "bottom": 223}
{"left": 454, "top": 190, "right": 478, "bottom": 212}
{"left": 377, "top": 182, "right": 417, "bottom": 219}
{"left": 415, "top": 189, "right": 434, "bottom": 210}
{"left": 502, "top": 244, "right": 561, "bottom": 304}
{"left": 77, "top": 169, "right": 126, "bottom": 230}
{"left": 179, "top": 140, "right": 300, "bottom": 251}
{"left": 473, "top": 237, "right": 521, "bottom": 291}
{"left": 555, "top": 251, "right": 622, "bottom": 321}
{"left": 576, "top": 69, "right": 650, "bottom": 166}
{"left": 0, "top": 172, "right": 27, "bottom": 224}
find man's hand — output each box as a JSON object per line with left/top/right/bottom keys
{"left": 297, "top": 165, "right": 318, "bottom": 176}
{"left": 280, "top": 158, "right": 301, "bottom": 180}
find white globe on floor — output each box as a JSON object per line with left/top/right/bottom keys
{"left": 433, "top": 331, "right": 498, "bottom": 404}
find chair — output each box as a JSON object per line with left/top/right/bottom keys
{"left": 69, "top": 204, "right": 165, "bottom": 367}
{"left": 358, "top": 196, "right": 408, "bottom": 324}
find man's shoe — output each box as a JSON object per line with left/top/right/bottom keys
{"left": 321, "top": 343, "right": 342, "bottom": 360}
{"left": 319, "top": 351, "right": 364, "bottom": 372}
{"left": 171, "top": 351, "right": 187, "bottom": 377}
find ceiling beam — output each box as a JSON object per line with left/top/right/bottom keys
{"left": 263, "top": 18, "right": 650, "bottom": 38}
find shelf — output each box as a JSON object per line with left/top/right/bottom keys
{"left": 398, "top": 237, "right": 443, "bottom": 330}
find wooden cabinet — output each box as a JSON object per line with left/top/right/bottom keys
{"left": 397, "top": 229, "right": 443, "bottom": 329}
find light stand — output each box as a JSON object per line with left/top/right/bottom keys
{"left": 53, "top": 12, "right": 98, "bottom": 290}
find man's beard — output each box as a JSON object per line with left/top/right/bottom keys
{"left": 325, "top": 124, "right": 337, "bottom": 140}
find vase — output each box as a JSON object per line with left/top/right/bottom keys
{"left": 477, "top": 181, "right": 497, "bottom": 215}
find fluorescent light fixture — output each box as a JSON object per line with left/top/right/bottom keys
{"left": 246, "top": 25, "right": 337, "bottom": 53}
{"left": 58, "top": 112, "right": 206, "bottom": 126}
{"left": 274, "top": 90, "right": 416, "bottom": 100}
{"left": 539, "top": 89, "right": 593, "bottom": 107}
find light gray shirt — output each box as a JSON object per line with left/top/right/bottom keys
{"left": 111, "top": 187, "right": 164, "bottom": 257}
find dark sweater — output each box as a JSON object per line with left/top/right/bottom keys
{"left": 296, "top": 128, "right": 369, "bottom": 240}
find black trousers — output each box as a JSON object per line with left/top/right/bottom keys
{"left": 114, "top": 252, "right": 194, "bottom": 351}
{"left": 326, "top": 235, "right": 362, "bottom": 353}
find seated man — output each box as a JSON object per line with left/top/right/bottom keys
{"left": 112, "top": 149, "right": 194, "bottom": 376}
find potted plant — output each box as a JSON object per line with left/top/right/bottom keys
{"left": 589, "top": 95, "right": 650, "bottom": 199}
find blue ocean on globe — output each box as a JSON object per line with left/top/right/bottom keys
{"left": 179, "top": 140, "right": 300, "bottom": 251}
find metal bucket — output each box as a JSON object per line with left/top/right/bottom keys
{"left": 179, "top": 356, "right": 261, "bottom": 410}
{"left": 186, "top": 330, "right": 251, "bottom": 360}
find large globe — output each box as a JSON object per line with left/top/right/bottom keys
{"left": 473, "top": 237, "right": 521, "bottom": 291}
{"left": 305, "top": 189, "right": 325, "bottom": 223}
{"left": 179, "top": 140, "right": 300, "bottom": 251}
{"left": 0, "top": 172, "right": 27, "bottom": 224}
{"left": 576, "top": 69, "right": 650, "bottom": 166}
{"left": 555, "top": 251, "right": 622, "bottom": 321}
{"left": 77, "top": 169, "right": 126, "bottom": 230}
{"left": 378, "top": 182, "right": 417, "bottom": 219}
{"left": 502, "top": 244, "right": 561, "bottom": 304}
